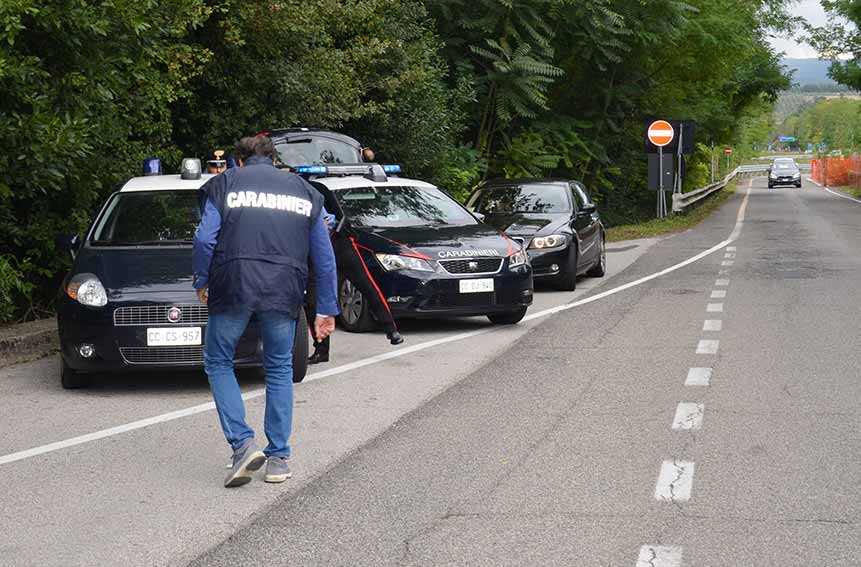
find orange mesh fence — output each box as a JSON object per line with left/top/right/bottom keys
{"left": 811, "top": 157, "right": 854, "bottom": 186}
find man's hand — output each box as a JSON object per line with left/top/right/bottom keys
{"left": 314, "top": 315, "right": 336, "bottom": 340}
{"left": 197, "top": 287, "right": 208, "bottom": 305}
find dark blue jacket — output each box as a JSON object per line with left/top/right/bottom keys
{"left": 192, "top": 155, "right": 338, "bottom": 318}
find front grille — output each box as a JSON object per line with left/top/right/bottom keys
{"left": 439, "top": 258, "right": 502, "bottom": 275}
{"left": 120, "top": 346, "right": 204, "bottom": 365}
{"left": 114, "top": 304, "right": 208, "bottom": 326}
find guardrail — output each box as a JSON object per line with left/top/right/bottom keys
{"left": 672, "top": 164, "right": 810, "bottom": 213}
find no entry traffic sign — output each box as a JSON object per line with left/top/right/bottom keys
{"left": 724, "top": 146, "right": 733, "bottom": 155}
{"left": 648, "top": 120, "right": 674, "bottom": 147}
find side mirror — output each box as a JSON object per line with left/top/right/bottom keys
{"left": 56, "top": 234, "right": 81, "bottom": 260}
{"left": 472, "top": 211, "right": 486, "bottom": 222}
{"left": 579, "top": 204, "right": 596, "bottom": 215}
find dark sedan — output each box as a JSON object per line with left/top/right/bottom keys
{"left": 56, "top": 171, "right": 309, "bottom": 389}
{"left": 768, "top": 159, "right": 802, "bottom": 188}
{"left": 307, "top": 169, "right": 534, "bottom": 330}
{"left": 466, "top": 179, "right": 605, "bottom": 290}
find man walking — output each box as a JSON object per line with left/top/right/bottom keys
{"left": 193, "top": 136, "right": 338, "bottom": 488}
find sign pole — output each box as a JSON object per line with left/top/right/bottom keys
{"left": 710, "top": 141, "right": 715, "bottom": 183}
{"left": 658, "top": 145, "right": 664, "bottom": 219}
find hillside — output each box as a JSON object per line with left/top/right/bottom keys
{"left": 782, "top": 58, "right": 835, "bottom": 86}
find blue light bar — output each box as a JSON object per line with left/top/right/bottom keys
{"left": 296, "top": 165, "right": 328, "bottom": 174}
{"left": 382, "top": 164, "right": 401, "bottom": 173}
{"left": 142, "top": 157, "right": 162, "bottom": 176}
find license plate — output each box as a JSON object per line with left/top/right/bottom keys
{"left": 459, "top": 278, "right": 494, "bottom": 294}
{"left": 146, "top": 327, "right": 202, "bottom": 346}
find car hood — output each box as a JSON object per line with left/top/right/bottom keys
{"left": 480, "top": 213, "right": 568, "bottom": 238}
{"left": 356, "top": 224, "right": 515, "bottom": 260}
{"left": 71, "top": 247, "right": 194, "bottom": 294}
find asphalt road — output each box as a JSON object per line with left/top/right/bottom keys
{"left": 3, "top": 176, "right": 860, "bottom": 566}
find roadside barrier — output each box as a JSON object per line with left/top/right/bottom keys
{"left": 811, "top": 156, "right": 861, "bottom": 187}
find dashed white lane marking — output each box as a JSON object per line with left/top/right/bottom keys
{"left": 636, "top": 546, "right": 682, "bottom": 567}
{"left": 715, "top": 278, "right": 730, "bottom": 286}
{"left": 703, "top": 319, "right": 722, "bottom": 331}
{"left": 672, "top": 403, "right": 704, "bottom": 430}
{"left": 724, "top": 252, "right": 735, "bottom": 258}
{"left": 718, "top": 269, "right": 730, "bottom": 276}
{"left": 0, "top": 182, "right": 758, "bottom": 468}
{"left": 655, "top": 460, "right": 695, "bottom": 501}
{"left": 706, "top": 303, "right": 723, "bottom": 312}
{"left": 696, "top": 339, "right": 719, "bottom": 354}
{"left": 686, "top": 367, "right": 712, "bottom": 386}
{"left": 726, "top": 246, "right": 737, "bottom": 252}
{"left": 721, "top": 260, "right": 734, "bottom": 266}
{"left": 710, "top": 290, "right": 726, "bottom": 299}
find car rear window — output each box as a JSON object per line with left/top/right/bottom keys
{"left": 90, "top": 191, "right": 200, "bottom": 246}
{"left": 469, "top": 183, "right": 572, "bottom": 214}
{"left": 335, "top": 185, "right": 477, "bottom": 228}
{"left": 274, "top": 137, "right": 361, "bottom": 167}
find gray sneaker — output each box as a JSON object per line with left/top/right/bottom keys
{"left": 264, "top": 456, "right": 293, "bottom": 483}
{"left": 224, "top": 439, "right": 266, "bottom": 488}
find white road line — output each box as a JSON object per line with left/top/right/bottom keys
{"left": 696, "top": 339, "right": 719, "bottom": 354}
{"left": 726, "top": 246, "right": 737, "bottom": 252}
{"left": 655, "top": 460, "right": 695, "bottom": 501}
{"left": 717, "top": 268, "right": 730, "bottom": 276}
{"left": 686, "top": 367, "right": 712, "bottom": 386}
{"left": 703, "top": 319, "right": 722, "bottom": 331}
{"left": 706, "top": 303, "right": 723, "bottom": 313}
{"left": 710, "top": 290, "right": 726, "bottom": 299}
{"left": 672, "top": 403, "right": 704, "bottom": 430}
{"left": 824, "top": 186, "right": 861, "bottom": 203}
{"left": 721, "top": 260, "right": 734, "bottom": 266}
{"left": 636, "top": 546, "right": 682, "bottom": 567}
{"left": 0, "top": 182, "right": 757, "bottom": 467}
{"left": 724, "top": 252, "right": 735, "bottom": 259}
{"left": 715, "top": 278, "right": 729, "bottom": 286}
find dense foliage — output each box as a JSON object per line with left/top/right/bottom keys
{"left": 0, "top": 0, "right": 792, "bottom": 321}
{"left": 782, "top": 97, "right": 861, "bottom": 152}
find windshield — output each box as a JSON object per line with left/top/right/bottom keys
{"left": 90, "top": 191, "right": 200, "bottom": 246}
{"left": 275, "top": 137, "right": 361, "bottom": 167}
{"left": 334, "top": 185, "right": 477, "bottom": 228}
{"left": 774, "top": 163, "right": 798, "bottom": 171}
{"left": 469, "top": 183, "right": 571, "bottom": 214}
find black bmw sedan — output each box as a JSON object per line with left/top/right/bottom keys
{"left": 56, "top": 168, "right": 309, "bottom": 389}
{"left": 306, "top": 167, "right": 534, "bottom": 330}
{"left": 466, "top": 179, "right": 605, "bottom": 290}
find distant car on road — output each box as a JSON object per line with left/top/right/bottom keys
{"left": 302, "top": 164, "right": 534, "bottom": 328}
{"left": 55, "top": 159, "right": 310, "bottom": 389}
{"left": 266, "top": 128, "right": 365, "bottom": 168}
{"left": 768, "top": 158, "right": 802, "bottom": 188}
{"left": 466, "top": 179, "right": 605, "bottom": 291}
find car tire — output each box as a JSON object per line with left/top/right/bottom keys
{"left": 337, "top": 275, "right": 377, "bottom": 333}
{"left": 487, "top": 308, "right": 527, "bottom": 325}
{"left": 292, "top": 309, "right": 309, "bottom": 383}
{"left": 796, "top": 182, "right": 802, "bottom": 188}
{"left": 586, "top": 236, "right": 606, "bottom": 277}
{"left": 60, "top": 357, "right": 90, "bottom": 389}
{"left": 556, "top": 244, "right": 579, "bottom": 291}
{"left": 768, "top": 183, "right": 774, "bottom": 189}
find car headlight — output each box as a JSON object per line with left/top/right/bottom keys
{"left": 792, "top": 172, "right": 801, "bottom": 178}
{"left": 530, "top": 234, "right": 567, "bottom": 249}
{"left": 66, "top": 273, "right": 108, "bottom": 307}
{"left": 375, "top": 253, "right": 434, "bottom": 272}
{"left": 769, "top": 173, "right": 777, "bottom": 179}
{"left": 508, "top": 249, "right": 528, "bottom": 268}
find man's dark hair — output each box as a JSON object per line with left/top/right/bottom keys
{"left": 235, "top": 136, "right": 276, "bottom": 162}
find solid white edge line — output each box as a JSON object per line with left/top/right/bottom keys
{"left": 824, "top": 186, "right": 861, "bottom": 203}
{"left": 0, "top": 181, "right": 756, "bottom": 467}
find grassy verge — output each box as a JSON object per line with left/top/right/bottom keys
{"left": 606, "top": 180, "right": 737, "bottom": 242}
{"left": 837, "top": 186, "right": 861, "bottom": 199}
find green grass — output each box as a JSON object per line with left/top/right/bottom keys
{"left": 606, "top": 181, "right": 737, "bottom": 242}
{"left": 839, "top": 186, "right": 861, "bottom": 199}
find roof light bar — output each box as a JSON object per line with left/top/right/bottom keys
{"left": 382, "top": 164, "right": 401, "bottom": 173}
{"left": 142, "top": 157, "right": 162, "bottom": 176}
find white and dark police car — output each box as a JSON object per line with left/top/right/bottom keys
{"left": 56, "top": 158, "right": 310, "bottom": 389}
{"left": 298, "top": 163, "right": 535, "bottom": 329}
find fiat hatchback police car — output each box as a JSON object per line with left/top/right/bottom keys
{"left": 299, "top": 164, "right": 534, "bottom": 329}
{"left": 56, "top": 158, "right": 309, "bottom": 389}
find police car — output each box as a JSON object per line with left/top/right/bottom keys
{"left": 56, "top": 158, "right": 309, "bottom": 389}
{"left": 299, "top": 164, "right": 534, "bottom": 330}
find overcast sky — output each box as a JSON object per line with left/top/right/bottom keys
{"left": 769, "top": 0, "right": 829, "bottom": 59}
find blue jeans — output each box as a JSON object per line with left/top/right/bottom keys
{"left": 204, "top": 308, "right": 297, "bottom": 458}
